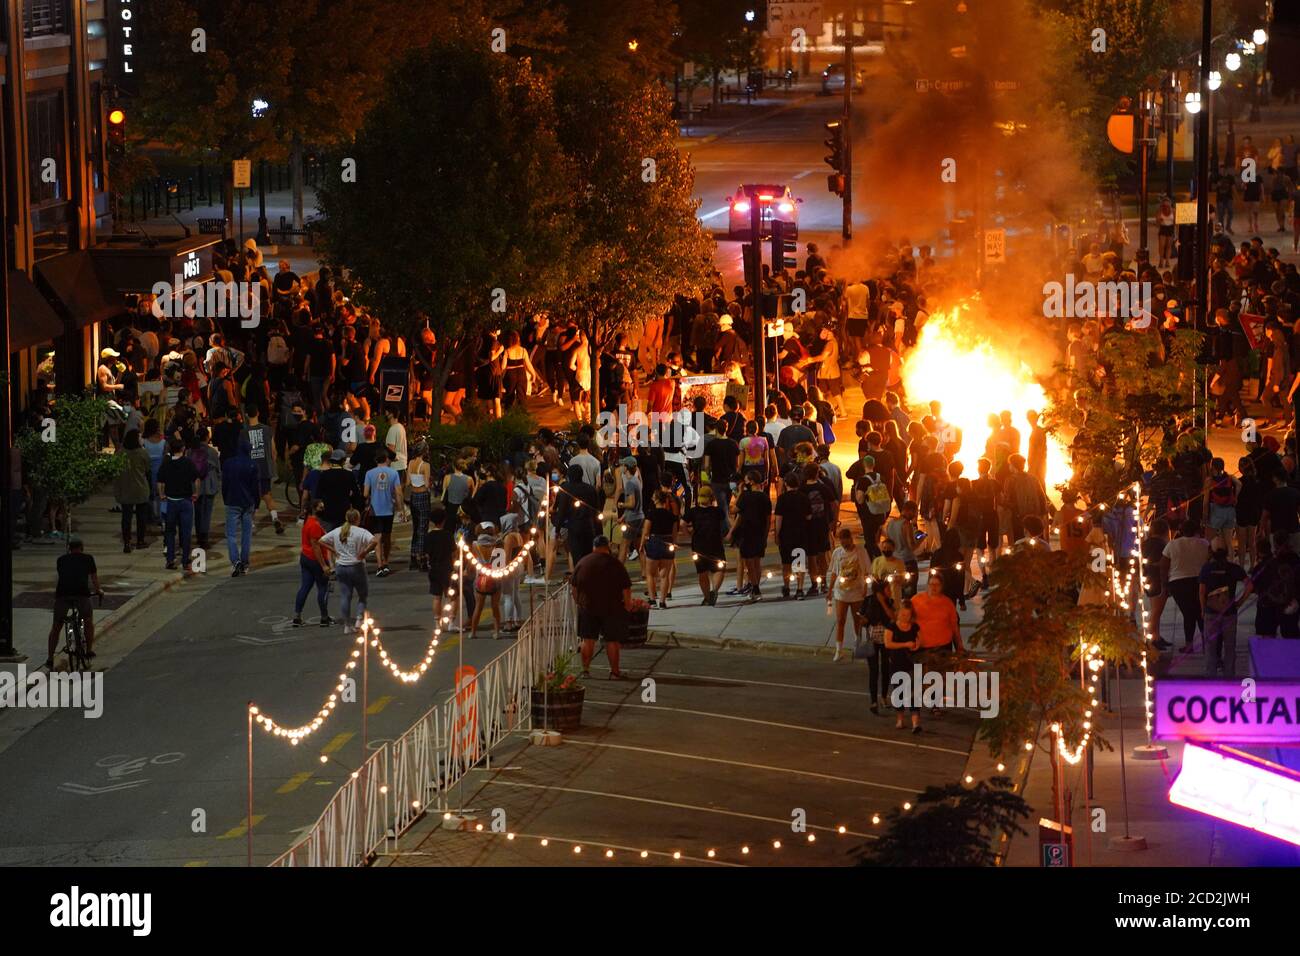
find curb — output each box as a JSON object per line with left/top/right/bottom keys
{"left": 643, "top": 628, "right": 835, "bottom": 659}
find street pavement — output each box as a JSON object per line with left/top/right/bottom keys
{"left": 377, "top": 644, "right": 978, "bottom": 867}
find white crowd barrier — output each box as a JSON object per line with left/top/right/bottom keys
{"left": 271, "top": 584, "right": 578, "bottom": 866}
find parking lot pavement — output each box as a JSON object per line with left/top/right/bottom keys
{"left": 378, "top": 644, "right": 979, "bottom": 867}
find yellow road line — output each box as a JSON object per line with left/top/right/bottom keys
{"left": 366, "top": 695, "right": 395, "bottom": 715}
{"left": 276, "top": 771, "right": 312, "bottom": 794}
{"left": 183, "top": 860, "right": 209, "bottom": 867}
{"left": 320, "top": 732, "right": 354, "bottom": 755}
{"left": 217, "top": 814, "right": 266, "bottom": 839}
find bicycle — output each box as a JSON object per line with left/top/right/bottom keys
{"left": 60, "top": 592, "right": 104, "bottom": 673}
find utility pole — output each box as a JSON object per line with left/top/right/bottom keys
{"left": 1164, "top": 72, "right": 1178, "bottom": 198}
{"left": 0, "top": 108, "right": 15, "bottom": 661}
{"left": 841, "top": 22, "right": 853, "bottom": 240}
{"left": 1195, "top": 0, "right": 1213, "bottom": 429}
{"left": 745, "top": 190, "right": 767, "bottom": 418}
{"left": 1138, "top": 88, "right": 1153, "bottom": 255}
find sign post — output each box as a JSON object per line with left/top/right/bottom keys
{"left": 233, "top": 160, "right": 251, "bottom": 243}
{"left": 983, "top": 228, "right": 1006, "bottom": 265}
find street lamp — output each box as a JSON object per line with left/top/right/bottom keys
{"left": 627, "top": 39, "right": 638, "bottom": 52}
{"left": 1184, "top": 91, "right": 1202, "bottom": 114}
{"left": 1225, "top": 51, "right": 1241, "bottom": 71}
{"left": 1253, "top": 28, "right": 1267, "bottom": 45}
{"left": 251, "top": 97, "right": 271, "bottom": 244}
{"left": 744, "top": 9, "right": 755, "bottom": 22}
{"left": 1208, "top": 70, "right": 1222, "bottom": 91}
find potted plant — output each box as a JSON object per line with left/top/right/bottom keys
{"left": 531, "top": 652, "right": 585, "bottom": 731}
{"left": 625, "top": 597, "right": 651, "bottom": 648}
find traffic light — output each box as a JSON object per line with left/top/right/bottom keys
{"left": 824, "top": 119, "right": 844, "bottom": 195}
{"left": 770, "top": 219, "right": 797, "bottom": 273}
{"left": 107, "top": 106, "right": 126, "bottom": 158}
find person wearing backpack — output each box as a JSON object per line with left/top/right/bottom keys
{"left": 1203, "top": 457, "right": 1241, "bottom": 556}
{"left": 190, "top": 428, "right": 221, "bottom": 550}
{"left": 1002, "top": 453, "right": 1050, "bottom": 545}
{"left": 848, "top": 453, "right": 891, "bottom": 558}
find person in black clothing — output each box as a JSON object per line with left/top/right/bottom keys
{"left": 553, "top": 463, "right": 602, "bottom": 568}
{"left": 774, "top": 469, "right": 811, "bottom": 599}
{"left": 703, "top": 423, "right": 739, "bottom": 526}
{"left": 156, "top": 438, "right": 200, "bottom": 572}
{"left": 1199, "top": 539, "right": 1251, "bottom": 676}
{"left": 684, "top": 484, "right": 727, "bottom": 605}
{"left": 425, "top": 503, "right": 458, "bottom": 627}
{"left": 1261, "top": 469, "right": 1300, "bottom": 552}
{"left": 1255, "top": 531, "right": 1300, "bottom": 638}
{"left": 728, "top": 469, "right": 771, "bottom": 601}
{"left": 210, "top": 407, "right": 244, "bottom": 462}
{"left": 315, "top": 449, "right": 363, "bottom": 531}
{"left": 718, "top": 395, "right": 746, "bottom": 442}
{"left": 46, "top": 537, "right": 103, "bottom": 669}
{"left": 472, "top": 464, "right": 508, "bottom": 531}
{"left": 884, "top": 601, "right": 922, "bottom": 732}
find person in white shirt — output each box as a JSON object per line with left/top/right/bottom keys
{"left": 1160, "top": 519, "right": 1211, "bottom": 651}
{"left": 827, "top": 527, "right": 872, "bottom": 661}
{"left": 844, "top": 278, "right": 871, "bottom": 358}
{"left": 318, "top": 509, "right": 377, "bottom": 633}
{"left": 385, "top": 419, "right": 409, "bottom": 477}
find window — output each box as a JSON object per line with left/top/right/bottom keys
{"left": 27, "top": 91, "right": 66, "bottom": 206}
{"left": 23, "top": 0, "right": 70, "bottom": 38}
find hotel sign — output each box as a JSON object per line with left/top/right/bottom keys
{"left": 108, "top": 0, "right": 138, "bottom": 95}
{"left": 1154, "top": 679, "right": 1300, "bottom": 745}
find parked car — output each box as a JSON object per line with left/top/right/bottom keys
{"left": 821, "top": 63, "right": 864, "bottom": 94}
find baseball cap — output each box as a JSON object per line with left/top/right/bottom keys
{"left": 329, "top": 449, "right": 347, "bottom": 463}
{"left": 593, "top": 534, "right": 610, "bottom": 548}
{"left": 100, "top": 347, "right": 121, "bottom": 358}
{"left": 621, "top": 456, "right": 637, "bottom": 469}
{"left": 475, "top": 534, "right": 495, "bottom": 546}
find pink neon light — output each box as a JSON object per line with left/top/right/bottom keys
{"left": 1169, "top": 743, "right": 1300, "bottom": 848}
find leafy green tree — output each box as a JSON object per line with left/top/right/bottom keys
{"left": 675, "top": 0, "right": 757, "bottom": 106}
{"left": 1045, "top": 328, "right": 1204, "bottom": 504}
{"left": 550, "top": 77, "right": 714, "bottom": 417}
{"left": 973, "top": 546, "right": 1143, "bottom": 828}
{"left": 314, "top": 28, "right": 575, "bottom": 421}
{"left": 856, "top": 777, "right": 1031, "bottom": 867}
{"left": 16, "top": 395, "right": 124, "bottom": 536}
{"left": 134, "top": 0, "right": 436, "bottom": 229}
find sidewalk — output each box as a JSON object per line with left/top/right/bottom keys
{"left": 7, "top": 487, "right": 310, "bottom": 668}
{"left": 1004, "top": 595, "right": 1300, "bottom": 867}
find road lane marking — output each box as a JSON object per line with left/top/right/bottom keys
{"left": 650, "top": 671, "right": 870, "bottom": 697}
{"left": 580, "top": 699, "right": 969, "bottom": 755}
{"left": 276, "top": 771, "right": 312, "bottom": 795}
{"left": 320, "top": 732, "right": 354, "bottom": 755}
{"left": 366, "top": 695, "right": 395, "bottom": 716}
{"left": 481, "top": 780, "right": 875, "bottom": 839}
{"left": 59, "top": 780, "right": 148, "bottom": 796}
{"left": 217, "top": 814, "right": 266, "bottom": 839}
{"left": 561, "top": 739, "right": 922, "bottom": 793}
{"left": 699, "top": 206, "right": 730, "bottom": 221}
{"left": 183, "top": 861, "right": 209, "bottom": 867}
{"left": 791, "top": 169, "right": 814, "bottom": 180}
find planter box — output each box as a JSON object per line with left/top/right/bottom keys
{"left": 624, "top": 608, "right": 650, "bottom": 647}
{"left": 531, "top": 687, "right": 585, "bottom": 732}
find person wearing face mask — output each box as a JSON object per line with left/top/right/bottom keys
{"left": 1198, "top": 537, "right": 1251, "bottom": 676}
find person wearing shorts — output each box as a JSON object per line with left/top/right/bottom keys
{"left": 774, "top": 469, "right": 811, "bottom": 599}
{"left": 363, "top": 448, "right": 403, "bottom": 576}
{"left": 729, "top": 469, "right": 771, "bottom": 601}
{"left": 572, "top": 536, "right": 634, "bottom": 679}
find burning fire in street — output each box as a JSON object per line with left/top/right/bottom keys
{"left": 902, "top": 304, "right": 1072, "bottom": 498}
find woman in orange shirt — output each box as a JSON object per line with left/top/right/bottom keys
{"left": 911, "top": 572, "right": 964, "bottom": 654}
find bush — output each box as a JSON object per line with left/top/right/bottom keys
{"left": 16, "top": 393, "right": 124, "bottom": 529}
{"left": 425, "top": 406, "right": 537, "bottom": 464}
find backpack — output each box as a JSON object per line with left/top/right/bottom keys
{"left": 865, "top": 474, "right": 892, "bottom": 515}
{"left": 189, "top": 446, "right": 209, "bottom": 481}
{"left": 1208, "top": 473, "right": 1237, "bottom": 508}
{"left": 742, "top": 436, "right": 769, "bottom": 477}
{"left": 1265, "top": 557, "right": 1299, "bottom": 612}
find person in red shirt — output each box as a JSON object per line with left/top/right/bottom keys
{"left": 293, "top": 499, "right": 335, "bottom": 627}
{"left": 647, "top": 364, "right": 675, "bottom": 417}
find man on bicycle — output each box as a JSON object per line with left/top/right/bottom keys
{"left": 45, "top": 537, "right": 103, "bottom": 669}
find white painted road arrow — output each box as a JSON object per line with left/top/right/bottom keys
{"left": 59, "top": 780, "right": 149, "bottom": 795}
{"left": 235, "top": 634, "right": 304, "bottom": 646}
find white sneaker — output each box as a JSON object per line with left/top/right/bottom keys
{"left": 832, "top": 646, "right": 843, "bottom": 662}
{"left": 627, "top": 549, "right": 639, "bottom": 561}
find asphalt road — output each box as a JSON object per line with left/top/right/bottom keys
{"left": 0, "top": 562, "right": 511, "bottom": 866}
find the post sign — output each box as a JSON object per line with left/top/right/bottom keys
{"left": 984, "top": 229, "right": 1006, "bottom": 264}
{"left": 107, "top": 0, "right": 138, "bottom": 95}
{"left": 766, "top": 2, "right": 823, "bottom": 38}
{"left": 232, "top": 160, "right": 252, "bottom": 190}
{"left": 1169, "top": 743, "right": 1300, "bottom": 848}
{"left": 1175, "top": 201, "right": 1197, "bottom": 225}
{"left": 1154, "top": 679, "right": 1300, "bottom": 745}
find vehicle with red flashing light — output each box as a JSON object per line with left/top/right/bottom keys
{"left": 726, "top": 184, "right": 801, "bottom": 241}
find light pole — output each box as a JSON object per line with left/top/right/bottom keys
{"left": 251, "top": 98, "right": 271, "bottom": 245}
{"left": 1195, "top": 0, "right": 1212, "bottom": 427}
{"left": 0, "top": 107, "right": 14, "bottom": 661}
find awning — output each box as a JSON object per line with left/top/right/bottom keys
{"left": 35, "top": 251, "right": 127, "bottom": 330}
{"left": 8, "top": 269, "right": 66, "bottom": 351}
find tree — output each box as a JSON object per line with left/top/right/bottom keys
{"left": 314, "top": 28, "right": 575, "bottom": 422}
{"left": 675, "top": 0, "right": 757, "bottom": 106}
{"left": 134, "top": 0, "right": 436, "bottom": 230}
{"left": 550, "top": 77, "right": 714, "bottom": 418}
{"left": 16, "top": 395, "right": 124, "bottom": 537}
{"left": 856, "top": 777, "right": 1031, "bottom": 867}
{"left": 972, "top": 546, "right": 1144, "bottom": 832}
{"left": 1044, "top": 327, "right": 1204, "bottom": 504}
